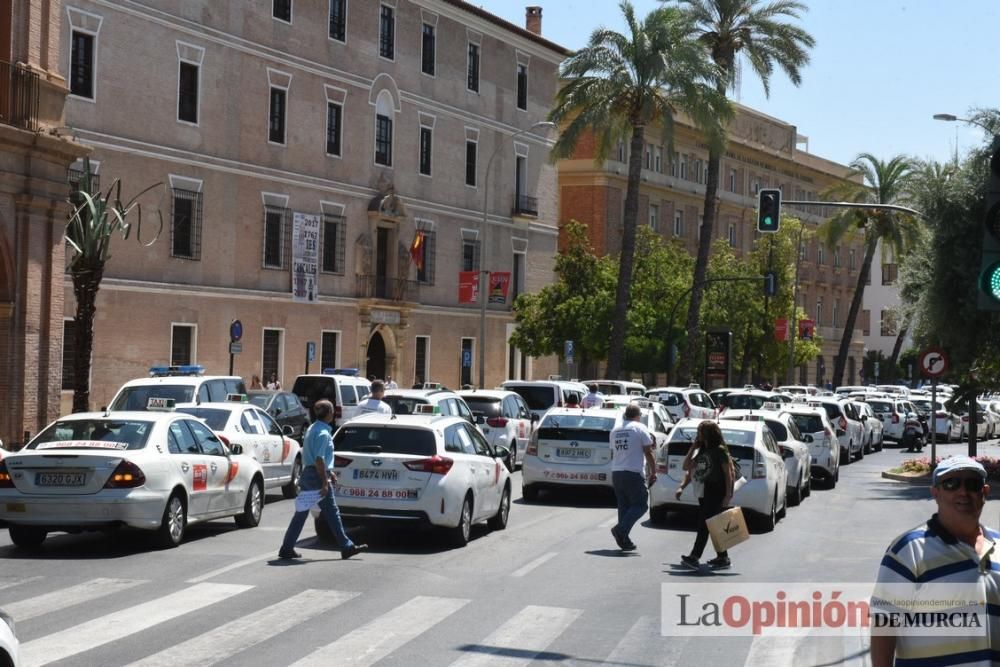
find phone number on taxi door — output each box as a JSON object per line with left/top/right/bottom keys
{"left": 336, "top": 487, "right": 418, "bottom": 499}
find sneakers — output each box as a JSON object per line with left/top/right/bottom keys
{"left": 680, "top": 555, "right": 700, "bottom": 570}
{"left": 707, "top": 556, "right": 731, "bottom": 570}
{"left": 610, "top": 526, "right": 626, "bottom": 549}
{"left": 621, "top": 540, "right": 637, "bottom": 552}
{"left": 277, "top": 548, "right": 301, "bottom": 560}
{"left": 341, "top": 543, "right": 369, "bottom": 560}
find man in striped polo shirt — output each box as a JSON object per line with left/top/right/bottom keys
{"left": 872, "top": 455, "right": 1000, "bottom": 666}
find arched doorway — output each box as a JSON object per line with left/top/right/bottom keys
{"left": 366, "top": 331, "right": 386, "bottom": 380}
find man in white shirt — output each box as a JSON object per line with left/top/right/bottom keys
{"left": 609, "top": 404, "right": 656, "bottom": 551}
{"left": 356, "top": 380, "right": 392, "bottom": 416}
{"left": 581, "top": 384, "right": 603, "bottom": 409}
{"left": 385, "top": 376, "right": 398, "bottom": 390}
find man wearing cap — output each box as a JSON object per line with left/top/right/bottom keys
{"left": 871, "top": 455, "right": 1000, "bottom": 666}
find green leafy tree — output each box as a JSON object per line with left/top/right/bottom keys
{"left": 549, "top": 1, "right": 729, "bottom": 379}
{"left": 66, "top": 158, "right": 161, "bottom": 412}
{"left": 818, "top": 153, "right": 922, "bottom": 388}
{"left": 669, "top": 0, "right": 815, "bottom": 382}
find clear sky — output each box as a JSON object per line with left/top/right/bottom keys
{"left": 476, "top": 0, "right": 999, "bottom": 168}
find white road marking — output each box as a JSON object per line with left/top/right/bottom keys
{"left": 126, "top": 589, "right": 358, "bottom": 667}
{"left": 510, "top": 552, "right": 557, "bottom": 578}
{"left": 449, "top": 604, "right": 582, "bottom": 666}
{"left": 19, "top": 582, "right": 251, "bottom": 667}
{"left": 186, "top": 550, "right": 275, "bottom": 583}
{"left": 0, "top": 575, "right": 43, "bottom": 591}
{"left": 291, "top": 595, "right": 469, "bottom": 667}
{"left": 6, "top": 578, "right": 145, "bottom": 621}
{"left": 603, "top": 615, "right": 688, "bottom": 666}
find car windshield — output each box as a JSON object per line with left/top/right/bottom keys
{"left": 247, "top": 392, "right": 272, "bottom": 409}
{"left": 507, "top": 386, "right": 556, "bottom": 410}
{"left": 537, "top": 414, "right": 617, "bottom": 442}
{"left": 291, "top": 377, "right": 338, "bottom": 408}
{"left": 110, "top": 385, "right": 194, "bottom": 410}
{"left": 334, "top": 426, "right": 436, "bottom": 456}
{"left": 868, "top": 401, "right": 893, "bottom": 414}
{"left": 462, "top": 397, "right": 502, "bottom": 418}
{"left": 788, "top": 413, "right": 825, "bottom": 434}
{"left": 175, "top": 408, "right": 230, "bottom": 431}
{"left": 726, "top": 394, "right": 767, "bottom": 410}
{"left": 383, "top": 397, "right": 428, "bottom": 415}
{"left": 28, "top": 419, "right": 153, "bottom": 450}
{"left": 649, "top": 392, "right": 682, "bottom": 406}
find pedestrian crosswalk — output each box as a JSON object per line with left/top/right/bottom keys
{"left": 0, "top": 575, "right": 872, "bottom": 666}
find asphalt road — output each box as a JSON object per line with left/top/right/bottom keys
{"left": 1, "top": 435, "right": 998, "bottom": 667}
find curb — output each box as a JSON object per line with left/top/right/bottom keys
{"left": 881, "top": 470, "right": 931, "bottom": 485}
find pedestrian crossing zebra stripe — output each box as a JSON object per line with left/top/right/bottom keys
{"left": 0, "top": 575, "right": 42, "bottom": 591}
{"left": 449, "top": 605, "right": 582, "bottom": 666}
{"left": 5, "top": 577, "right": 145, "bottom": 622}
{"left": 18, "top": 582, "right": 252, "bottom": 667}
{"left": 603, "top": 615, "right": 688, "bottom": 666}
{"left": 290, "top": 595, "right": 470, "bottom": 667}
{"left": 125, "top": 589, "right": 359, "bottom": 667}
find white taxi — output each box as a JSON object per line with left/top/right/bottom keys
{"left": 783, "top": 406, "right": 840, "bottom": 488}
{"left": 324, "top": 412, "right": 512, "bottom": 547}
{"left": 645, "top": 385, "right": 717, "bottom": 421}
{"left": 721, "top": 409, "right": 812, "bottom": 506}
{"left": 177, "top": 398, "right": 303, "bottom": 498}
{"left": 458, "top": 390, "right": 536, "bottom": 471}
{"left": 0, "top": 404, "right": 266, "bottom": 549}
{"left": 521, "top": 408, "right": 623, "bottom": 502}
{"left": 0, "top": 608, "right": 17, "bottom": 667}
{"left": 649, "top": 418, "right": 787, "bottom": 531}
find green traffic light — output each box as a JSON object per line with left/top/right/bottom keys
{"left": 984, "top": 261, "right": 1000, "bottom": 302}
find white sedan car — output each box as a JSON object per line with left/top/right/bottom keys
{"left": 177, "top": 401, "right": 303, "bottom": 497}
{"left": 320, "top": 414, "right": 512, "bottom": 547}
{"left": 0, "top": 608, "right": 17, "bottom": 667}
{"left": 0, "top": 409, "right": 265, "bottom": 548}
{"left": 718, "top": 410, "right": 812, "bottom": 506}
{"left": 458, "top": 390, "right": 536, "bottom": 471}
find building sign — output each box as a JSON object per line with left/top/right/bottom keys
{"left": 370, "top": 309, "right": 400, "bottom": 325}
{"left": 774, "top": 318, "right": 788, "bottom": 342}
{"left": 292, "top": 212, "right": 320, "bottom": 303}
{"left": 488, "top": 272, "right": 511, "bottom": 304}
{"left": 458, "top": 271, "right": 479, "bottom": 304}
{"left": 798, "top": 319, "right": 815, "bottom": 340}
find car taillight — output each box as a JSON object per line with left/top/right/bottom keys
{"left": 487, "top": 417, "right": 508, "bottom": 428}
{"left": 333, "top": 455, "right": 352, "bottom": 468}
{"left": 752, "top": 451, "right": 766, "bottom": 479}
{"left": 891, "top": 413, "right": 899, "bottom": 424}
{"left": 403, "top": 455, "right": 453, "bottom": 475}
{"left": 104, "top": 460, "right": 145, "bottom": 489}
{"left": 962, "top": 415, "right": 970, "bottom": 422}
{"left": 526, "top": 431, "right": 539, "bottom": 456}
{"left": 0, "top": 461, "right": 12, "bottom": 488}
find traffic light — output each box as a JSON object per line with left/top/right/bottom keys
{"left": 980, "top": 146, "right": 1000, "bottom": 310}
{"left": 757, "top": 188, "right": 781, "bottom": 233}
{"left": 763, "top": 270, "right": 777, "bottom": 297}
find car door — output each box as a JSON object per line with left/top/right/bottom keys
{"left": 186, "top": 419, "right": 239, "bottom": 512}
{"left": 453, "top": 397, "right": 477, "bottom": 426}
{"left": 166, "top": 419, "right": 213, "bottom": 517}
{"left": 462, "top": 422, "right": 502, "bottom": 517}
{"left": 761, "top": 429, "right": 785, "bottom": 503}
{"left": 254, "top": 407, "right": 291, "bottom": 481}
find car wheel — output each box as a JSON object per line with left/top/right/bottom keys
{"left": 522, "top": 484, "right": 539, "bottom": 503}
{"left": 236, "top": 478, "right": 264, "bottom": 528}
{"left": 788, "top": 483, "right": 801, "bottom": 507}
{"left": 856, "top": 441, "right": 864, "bottom": 460}
{"left": 777, "top": 489, "right": 787, "bottom": 520}
{"left": 488, "top": 485, "right": 511, "bottom": 531}
{"left": 831, "top": 466, "right": 839, "bottom": 488}
{"left": 759, "top": 498, "right": 777, "bottom": 532}
{"left": 803, "top": 475, "right": 812, "bottom": 498}
{"left": 505, "top": 444, "right": 517, "bottom": 473}
{"left": 156, "top": 493, "right": 186, "bottom": 548}
{"left": 8, "top": 525, "right": 47, "bottom": 549}
{"left": 282, "top": 456, "right": 302, "bottom": 499}
{"left": 448, "top": 495, "right": 473, "bottom": 547}
{"left": 649, "top": 504, "right": 668, "bottom": 524}
{"left": 839, "top": 449, "right": 849, "bottom": 465}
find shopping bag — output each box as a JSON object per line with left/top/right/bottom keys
{"left": 706, "top": 506, "right": 749, "bottom": 552}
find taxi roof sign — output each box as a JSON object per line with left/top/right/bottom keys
{"left": 149, "top": 364, "right": 205, "bottom": 377}
{"left": 147, "top": 397, "right": 176, "bottom": 411}
{"left": 226, "top": 393, "right": 248, "bottom": 402}
{"left": 415, "top": 404, "right": 441, "bottom": 414}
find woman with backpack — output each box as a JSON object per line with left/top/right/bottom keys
{"left": 676, "top": 420, "right": 735, "bottom": 570}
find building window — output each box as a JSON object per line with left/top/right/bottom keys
{"left": 817, "top": 244, "right": 826, "bottom": 265}
{"left": 832, "top": 299, "right": 840, "bottom": 328}
{"left": 460, "top": 338, "right": 474, "bottom": 387}
{"left": 654, "top": 146, "right": 662, "bottom": 173}
{"left": 419, "top": 126, "right": 432, "bottom": 176}
{"left": 516, "top": 63, "right": 527, "bottom": 110}
{"left": 617, "top": 141, "right": 625, "bottom": 163}
{"left": 799, "top": 241, "right": 807, "bottom": 261}
{"left": 171, "top": 324, "right": 196, "bottom": 366}
{"left": 171, "top": 188, "right": 202, "bottom": 260}
{"left": 728, "top": 223, "right": 736, "bottom": 248}
{"left": 729, "top": 168, "right": 737, "bottom": 192}
{"left": 644, "top": 144, "right": 651, "bottom": 170}
{"left": 421, "top": 23, "right": 436, "bottom": 75}
{"left": 375, "top": 114, "right": 392, "bottom": 166}
{"left": 263, "top": 205, "right": 289, "bottom": 269}
{"left": 649, "top": 204, "right": 659, "bottom": 232}
{"left": 512, "top": 252, "right": 524, "bottom": 301}
{"left": 61, "top": 319, "right": 79, "bottom": 391}
{"left": 70, "top": 30, "right": 95, "bottom": 99}
{"left": 816, "top": 296, "right": 824, "bottom": 327}
{"left": 321, "top": 331, "right": 339, "bottom": 371}
{"left": 328, "top": 0, "right": 346, "bottom": 41}
{"left": 326, "top": 102, "right": 342, "bottom": 156}
{"left": 465, "top": 140, "right": 477, "bottom": 187}
{"left": 321, "top": 213, "right": 345, "bottom": 274}
{"left": 273, "top": 0, "right": 291, "bottom": 22}
{"left": 849, "top": 248, "right": 857, "bottom": 271}
{"left": 833, "top": 246, "right": 841, "bottom": 268}
{"left": 417, "top": 231, "right": 436, "bottom": 284}
{"left": 379, "top": 5, "right": 394, "bottom": 59}
{"left": 177, "top": 61, "right": 199, "bottom": 124}
{"left": 467, "top": 43, "right": 480, "bottom": 92}
{"left": 680, "top": 155, "right": 688, "bottom": 180}
{"left": 268, "top": 87, "right": 286, "bottom": 144}
{"left": 262, "top": 329, "right": 282, "bottom": 382}
{"left": 673, "top": 209, "right": 684, "bottom": 237}
{"left": 415, "top": 336, "right": 429, "bottom": 385}
{"left": 881, "top": 263, "right": 898, "bottom": 285}
{"left": 462, "top": 239, "right": 480, "bottom": 272}
{"left": 861, "top": 309, "right": 871, "bottom": 336}
{"left": 880, "top": 310, "right": 897, "bottom": 337}
{"left": 670, "top": 155, "right": 678, "bottom": 178}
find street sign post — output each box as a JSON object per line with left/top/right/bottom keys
{"left": 228, "top": 319, "right": 242, "bottom": 376}
{"left": 920, "top": 347, "right": 949, "bottom": 470}
{"left": 306, "top": 341, "right": 316, "bottom": 373}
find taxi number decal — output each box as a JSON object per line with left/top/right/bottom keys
{"left": 542, "top": 471, "right": 607, "bottom": 481}
{"left": 192, "top": 464, "right": 208, "bottom": 491}
{"left": 336, "top": 486, "right": 417, "bottom": 500}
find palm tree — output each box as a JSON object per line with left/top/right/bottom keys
{"left": 549, "top": 1, "right": 729, "bottom": 379}
{"left": 670, "top": 0, "right": 814, "bottom": 382}
{"left": 818, "top": 153, "right": 922, "bottom": 388}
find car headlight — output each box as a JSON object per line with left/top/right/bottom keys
{"left": 0, "top": 608, "right": 14, "bottom": 636}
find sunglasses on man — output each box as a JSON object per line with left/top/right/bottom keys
{"left": 936, "top": 477, "right": 986, "bottom": 492}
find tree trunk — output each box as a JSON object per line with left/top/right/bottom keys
{"left": 888, "top": 323, "right": 907, "bottom": 369}
{"left": 71, "top": 263, "right": 103, "bottom": 413}
{"left": 832, "top": 237, "right": 876, "bottom": 388}
{"left": 605, "top": 125, "right": 646, "bottom": 380}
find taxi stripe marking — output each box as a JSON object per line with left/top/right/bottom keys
{"left": 291, "top": 595, "right": 469, "bottom": 667}
{"left": 125, "top": 589, "right": 358, "bottom": 667}
{"left": 6, "top": 577, "right": 145, "bottom": 621}
{"left": 19, "top": 582, "right": 251, "bottom": 667}
{"left": 449, "top": 604, "right": 582, "bottom": 666}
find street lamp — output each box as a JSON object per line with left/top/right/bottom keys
{"left": 932, "top": 113, "right": 993, "bottom": 134}
{"left": 478, "top": 120, "right": 556, "bottom": 388}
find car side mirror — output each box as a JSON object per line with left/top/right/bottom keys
{"left": 230, "top": 443, "right": 243, "bottom": 455}
{"left": 474, "top": 414, "right": 486, "bottom": 425}
{"left": 274, "top": 408, "right": 283, "bottom": 415}
{"left": 282, "top": 425, "right": 294, "bottom": 436}
{"left": 803, "top": 434, "right": 814, "bottom": 443}
{"left": 494, "top": 445, "right": 510, "bottom": 461}
{"left": 100, "top": 406, "right": 107, "bottom": 412}
{"left": 861, "top": 415, "right": 867, "bottom": 422}
{"left": 530, "top": 414, "right": 540, "bottom": 423}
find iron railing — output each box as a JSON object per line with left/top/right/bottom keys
{"left": 0, "top": 61, "right": 39, "bottom": 132}
{"left": 512, "top": 194, "right": 538, "bottom": 216}
{"left": 355, "top": 274, "right": 418, "bottom": 301}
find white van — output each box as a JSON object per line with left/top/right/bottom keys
{"left": 291, "top": 372, "right": 371, "bottom": 427}
{"left": 502, "top": 380, "right": 584, "bottom": 420}
{"left": 582, "top": 379, "right": 646, "bottom": 397}
{"left": 108, "top": 365, "right": 246, "bottom": 411}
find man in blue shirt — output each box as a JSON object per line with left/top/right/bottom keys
{"left": 279, "top": 399, "right": 367, "bottom": 560}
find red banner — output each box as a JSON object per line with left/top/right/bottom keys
{"left": 458, "top": 271, "right": 479, "bottom": 304}
{"left": 799, "top": 318, "right": 815, "bottom": 340}
{"left": 774, "top": 318, "right": 788, "bottom": 342}
{"left": 409, "top": 231, "right": 425, "bottom": 271}
{"left": 488, "top": 272, "right": 511, "bottom": 304}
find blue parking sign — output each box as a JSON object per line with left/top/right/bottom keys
{"left": 306, "top": 341, "right": 316, "bottom": 362}
{"left": 462, "top": 350, "right": 472, "bottom": 368}
{"left": 564, "top": 340, "right": 574, "bottom": 364}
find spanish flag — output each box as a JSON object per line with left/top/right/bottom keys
{"left": 409, "top": 231, "right": 425, "bottom": 271}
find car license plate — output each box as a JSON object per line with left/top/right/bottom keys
{"left": 352, "top": 469, "right": 399, "bottom": 481}
{"left": 556, "top": 448, "right": 591, "bottom": 459}
{"left": 36, "top": 472, "right": 85, "bottom": 486}
{"left": 336, "top": 486, "right": 418, "bottom": 500}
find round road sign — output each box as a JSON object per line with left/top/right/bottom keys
{"left": 230, "top": 319, "right": 243, "bottom": 342}
{"left": 919, "top": 348, "right": 948, "bottom": 377}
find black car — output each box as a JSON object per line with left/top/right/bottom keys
{"left": 248, "top": 390, "right": 310, "bottom": 440}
